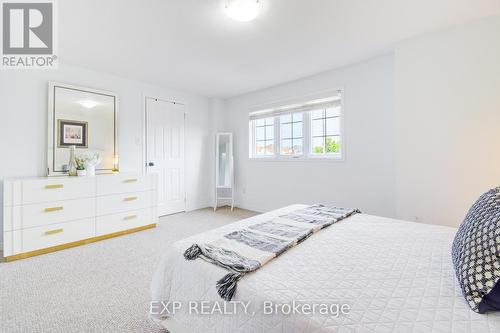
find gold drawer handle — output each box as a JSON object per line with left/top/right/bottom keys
{"left": 45, "top": 228, "right": 63, "bottom": 235}
{"left": 123, "top": 196, "right": 138, "bottom": 202}
{"left": 124, "top": 178, "right": 138, "bottom": 183}
{"left": 123, "top": 215, "right": 137, "bottom": 220}
{"left": 45, "top": 184, "right": 64, "bottom": 189}
{"left": 44, "top": 206, "right": 64, "bottom": 212}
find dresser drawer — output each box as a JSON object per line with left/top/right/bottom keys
{"left": 21, "top": 198, "right": 95, "bottom": 229}
{"left": 95, "top": 208, "right": 152, "bottom": 236}
{"left": 3, "top": 205, "right": 22, "bottom": 231}
{"left": 97, "top": 174, "right": 154, "bottom": 196}
{"left": 21, "top": 178, "right": 96, "bottom": 204}
{"left": 21, "top": 218, "right": 94, "bottom": 253}
{"left": 96, "top": 191, "right": 154, "bottom": 216}
{"left": 3, "top": 230, "right": 22, "bottom": 256}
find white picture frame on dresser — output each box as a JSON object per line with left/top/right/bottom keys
{"left": 3, "top": 173, "right": 158, "bottom": 261}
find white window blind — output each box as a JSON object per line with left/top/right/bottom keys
{"left": 249, "top": 94, "right": 341, "bottom": 121}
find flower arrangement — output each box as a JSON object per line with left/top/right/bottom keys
{"left": 75, "top": 156, "right": 86, "bottom": 171}
{"left": 75, "top": 152, "right": 102, "bottom": 176}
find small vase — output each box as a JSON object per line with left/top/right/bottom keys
{"left": 77, "top": 169, "right": 87, "bottom": 177}
{"left": 68, "top": 146, "right": 77, "bottom": 176}
{"left": 86, "top": 164, "right": 96, "bottom": 177}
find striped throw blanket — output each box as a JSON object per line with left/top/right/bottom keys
{"left": 184, "top": 204, "right": 360, "bottom": 301}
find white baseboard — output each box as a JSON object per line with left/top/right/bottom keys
{"left": 186, "top": 202, "right": 213, "bottom": 212}
{"left": 183, "top": 201, "right": 264, "bottom": 214}
{"left": 232, "top": 202, "right": 264, "bottom": 213}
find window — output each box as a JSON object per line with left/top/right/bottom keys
{"left": 311, "top": 106, "right": 341, "bottom": 157}
{"left": 252, "top": 117, "right": 274, "bottom": 156}
{"left": 280, "top": 113, "right": 303, "bottom": 156}
{"left": 249, "top": 92, "right": 342, "bottom": 160}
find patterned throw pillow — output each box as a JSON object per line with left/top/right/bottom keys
{"left": 452, "top": 186, "right": 500, "bottom": 313}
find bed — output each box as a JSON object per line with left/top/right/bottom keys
{"left": 150, "top": 205, "right": 500, "bottom": 332}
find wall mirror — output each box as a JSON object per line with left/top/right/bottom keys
{"left": 214, "top": 133, "right": 234, "bottom": 211}
{"left": 47, "top": 82, "right": 119, "bottom": 176}
{"left": 217, "top": 134, "right": 231, "bottom": 187}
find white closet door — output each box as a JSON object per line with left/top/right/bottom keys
{"left": 146, "top": 98, "right": 185, "bottom": 216}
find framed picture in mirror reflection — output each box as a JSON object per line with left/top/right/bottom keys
{"left": 57, "top": 119, "right": 88, "bottom": 148}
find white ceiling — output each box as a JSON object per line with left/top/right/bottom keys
{"left": 55, "top": 87, "right": 114, "bottom": 116}
{"left": 59, "top": 0, "right": 500, "bottom": 98}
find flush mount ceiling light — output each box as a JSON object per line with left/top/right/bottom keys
{"left": 224, "top": 0, "right": 260, "bottom": 22}
{"left": 78, "top": 100, "right": 98, "bottom": 109}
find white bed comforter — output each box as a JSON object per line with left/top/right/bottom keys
{"left": 151, "top": 205, "right": 500, "bottom": 332}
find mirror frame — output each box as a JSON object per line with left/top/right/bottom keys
{"left": 47, "top": 81, "right": 119, "bottom": 176}
{"left": 215, "top": 132, "right": 234, "bottom": 188}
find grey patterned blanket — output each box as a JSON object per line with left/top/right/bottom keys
{"left": 184, "top": 204, "right": 360, "bottom": 301}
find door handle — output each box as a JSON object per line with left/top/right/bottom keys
{"left": 148, "top": 162, "right": 155, "bottom": 167}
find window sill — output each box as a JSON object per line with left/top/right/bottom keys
{"left": 248, "top": 155, "right": 344, "bottom": 162}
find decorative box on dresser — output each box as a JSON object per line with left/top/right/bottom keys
{"left": 3, "top": 173, "right": 158, "bottom": 261}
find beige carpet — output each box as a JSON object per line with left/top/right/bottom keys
{"left": 0, "top": 207, "right": 257, "bottom": 333}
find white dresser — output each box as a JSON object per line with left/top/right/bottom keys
{"left": 3, "top": 173, "right": 158, "bottom": 261}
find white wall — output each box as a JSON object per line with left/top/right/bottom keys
{"left": 0, "top": 64, "right": 215, "bottom": 232}
{"left": 1, "top": 14, "right": 497, "bottom": 240}
{"left": 394, "top": 14, "right": 500, "bottom": 227}
{"left": 220, "top": 15, "right": 500, "bottom": 227}
{"left": 222, "top": 55, "right": 397, "bottom": 216}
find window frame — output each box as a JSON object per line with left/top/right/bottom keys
{"left": 248, "top": 91, "right": 344, "bottom": 161}
{"left": 279, "top": 112, "right": 305, "bottom": 158}
{"left": 309, "top": 107, "right": 342, "bottom": 159}
{"left": 250, "top": 116, "right": 276, "bottom": 158}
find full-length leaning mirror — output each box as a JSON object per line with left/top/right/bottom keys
{"left": 47, "top": 82, "right": 119, "bottom": 176}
